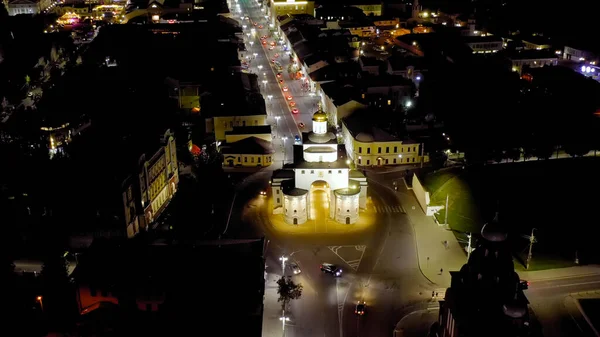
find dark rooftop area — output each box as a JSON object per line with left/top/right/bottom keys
{"left": 226, "top": 125, "right": 272, "bottom": 135}
{"left": 221, "top": 136, "right": 274, "bottom": 155}
{"left": 75, "top": 237, "right": 265, "bottom": 336}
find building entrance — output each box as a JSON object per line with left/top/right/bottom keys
{"left": 309, "top": 180, "right": 330, "bottom": 221}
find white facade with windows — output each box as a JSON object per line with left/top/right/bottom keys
{"left": 271, "top": 106, "right": 366, "bottom": 225}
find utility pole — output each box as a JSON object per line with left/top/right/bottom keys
{"left": 526, "top": 228, "right": 536, "bottom": 270}
{"left": 444, "top": 194, "right": 449, "bottom": 226}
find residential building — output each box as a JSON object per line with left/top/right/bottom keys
{"left": 270, "top": 105, "right": 368, "bottom": 225}
{"left": 505, "top": 50, "right": 558, "bottom": 74}
{"left": 270, "top": 0, "right": 315, "bottom": 17}
{"left": 73, "top": 238, "right": 266, "bottom": 336}
{"left": 165, "top": 76, "right": 203, "bottom": 110}
{"left": 338, "top": 21, "right": 376, "bottom": 37}
{"left": 387, "top": 54, "right": 427, "bottom": 82}
{"left": 6, "top": 0, "right": 52, "bottom": 15}
{"left": 221, "top": 136, "right": 275, "bottom": 167}
{"left": 463, "top": 35, "right": 503, "bottom": 54}
{"left": 438, "top": 215, "right": 533, "bottom": 337}
{"left": 346, "top": 0, "right": 383, "bottom": 16}
{"left": 123, "top": 129, "right": 179, "bottom": 238}
{"left": 521, "top": 36, "right": 552, "bottom": 50}
{"left": 342, "top": 111, "right": 422, "bottom": 167}
{"left": 320, "top": 81, "right": 367, "bottom": 126}
{"left": 563, "top": 45, "right": 599, "bottom": 63}
{"left": 362, "top": 75, "right": 414, "bottom": 110}
{"left": 225, "top": 125, "right": 272, "bottom": 143}
{"left": 209, "top": 112, "right": 268, "bottom": 141}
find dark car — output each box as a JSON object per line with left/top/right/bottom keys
{"left": 355, "top": 301, "right": 366, "bottom": 315}
{"left": 294, "top": 134, "right": 301, "bottom": 144}
{"left": 320, "top": 263, "right": 342, "bottom": 276}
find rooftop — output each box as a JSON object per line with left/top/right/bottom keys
{"left": 462, "top": 35, "right": 502, "bottom": 44}
{"left": 343, "top": 110, "right": 400, "bottom": 143}
{"left": 225, "top": 125, "right": 271, "bottom": 135}
{"left": 503, "top": 49, "right": 558, "bottom": 60}
{"left": 221, "top": 137, "right": 274, "bottom": 155}
{"left": 74, "top": 238, "right": 265, "bottom": 335}
{"left": 320, "top": 81, "right": 363, "bottom": 107}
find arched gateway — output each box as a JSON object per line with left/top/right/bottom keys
{"left": 271, "top": 105, "right": 368, "bottom": 226}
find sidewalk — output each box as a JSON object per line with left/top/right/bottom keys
{"left": 263, "top": 273, "right": 285, "bottom": 337}
{"left": 518, "top": 265, "right": 600, "bottom": 281}
{"left": 376, "top": 178, "right": 466, "bottom": 287}
{"left": 563, "top": 291, "right": 600, "bottom": 337}
{"left": 394, "top": 307, "right": 439, "bottom": 337}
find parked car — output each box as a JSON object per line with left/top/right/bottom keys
{"left": 355, "top": 301, "right": 366, "bottom": 315}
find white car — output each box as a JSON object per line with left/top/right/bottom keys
{"left": 290, "top": 262, "right": 301, "bottom": 275}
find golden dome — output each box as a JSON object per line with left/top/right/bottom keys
{"left": 312, "top": 102, "right": 327, "bottom": 122}
{"left": 313, "top": 110, "right": 327, "bottom": 122}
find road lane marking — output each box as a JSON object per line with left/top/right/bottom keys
{"left": 328, "top": 245, "right": 367, "bottom": 271}
{"left": 531, "top": 280, "right": 600, "bottom": 290}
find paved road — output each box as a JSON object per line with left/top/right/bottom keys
{"left": 237, "top": 0, "right": 319, "bottom": 167}
{"left": 526, "top": 274, "right": 600, "bottom": 337}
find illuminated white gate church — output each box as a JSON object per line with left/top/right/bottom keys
{"left": 271, "top": 106, "right": 368, "bottom": 225}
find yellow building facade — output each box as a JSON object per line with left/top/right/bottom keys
{"left": 211, "top": 115, "right": 268, "bottom": 141}
{"left": 270, "top": 0, "right": 315, "bottom": 17}
{"left": 221, "top": 136, "right": 275, "bottom": 168}
{"left": 342, "top": 121, "right": 422, "bottom": 167}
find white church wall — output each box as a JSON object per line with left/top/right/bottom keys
{"left": 304, "top": 151, "right": 338, "bottom": 163}
{"left": 334, "top": 194, "right": 360, "bottom": 224}
{"left": 294, "top": 168, "right": 349, "bottom": 191}
{"left": 283, "top": 194, "right": 308, "bottom": 224}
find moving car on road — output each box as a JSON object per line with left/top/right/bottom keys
{"left": 320, "top": 263, "right": 342, "bottom": 276}
{"left": 292, "top": 109, "right": 300, "bottom": 115}
{"left": 289, "top": 101, "right": 296, "bottom": 107}
{"left": 290, "top": 262, "right": 301, "bottom": 275}
{"left": 355, "top": 301, "right": 366, "bottom": 315}
{"left": 298, "top": 122, "right": 305, "bottom": 128}
{"left": 294, "top": 134, "right": 301, "bottom": 144}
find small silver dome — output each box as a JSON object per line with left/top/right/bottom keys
{"left": 481, "top": 222, "right": 507, "bottom": 242}
{"left": 356, "top": 132, "right": 374, "bottom": 143}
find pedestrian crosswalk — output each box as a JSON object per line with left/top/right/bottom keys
{"left": 373, "top": 205, "right": 405, "bottom": 214}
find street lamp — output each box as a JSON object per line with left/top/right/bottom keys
{"left": 262, "top": 79, "right": 268, "bottom": 87}
{"left": 249, "top": 41, "right": 254, "bottom": 47}
{"left": 267, "top": 95, "right": 273, "bottom": 101}
{"left": 279, "top": 255, "right": 288, "bottom": 273}
{"left": 280, "top": 311, "right": 290, "bottom": 332}
{"left": 36, "top": 296, "right": 44, "bottom": 312}
{"left": 253, "top": 52, "right": 258, "bottom": 58}
{"left": 257, "top": 65, "right": 263, "bottom": 71}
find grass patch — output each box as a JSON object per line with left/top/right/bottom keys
{"left": 422, "top": 157, "right": 600, "bottom": 270}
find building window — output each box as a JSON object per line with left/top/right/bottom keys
{"left": 229, "top": 121, "right": 233, "bottom": 128}
{"left": 276, "top": 190, "right": 280, "bottom": 194}
{"left": 367, "top": 160, "right": 370, "bottom": 165}
{"left": 412, "top": 157, "right": 415, "bottom": 162}
{"left": 244, "top": 157, "right": 248, "bottom": 163}
{"left": 328, "top": 170, "right": 332, "bottom": 174}
{"left": 413, "top": 146, "right": 417, "bottom": 152}
{"left": 385, "top": 159, "right": 389, "bottom": 164}
{"left": 311, "top": 170, "right": 314, "bottom": 174}
{"left": 378, "top": 147, "right": 381, "bottom": 153}
{"left": 386, "top": 147, "right": 389, "bottom": 153}
{"left": 359, "top": 158, "right": 362, "bottom": 165}
{"left": 237, "top": 157, "right": 241, "bottom": 162}
{"left": 277, "top": 198, "right": 280, "bottom": 203}
{"left": 407, "top": 147, "right": 410, "bottom": 152}
{"left": 301, "top": 170, "right": 305, "bottom": 174}
{"left": 251, "top": 157, "right": 254, "bottom": 163}
{"left": 367, "top": 148, "right": 371, "bottom": 154}
{"left": 359, "top": 147, "right": 362, "bottom": 153}
{"left": 393, "top": 158, "right": 397, "bottom": 164}
{"left": 255, "top": 120, "right": 258, "bottom": 125}
{"left": 394, "top": 146, "right": 397, "bottom": 152}
{"left": 258, "top": 157, "right": 261, "bottom": 163}
{"left": 338, "top": 170, "right": 342, "bottom": 173}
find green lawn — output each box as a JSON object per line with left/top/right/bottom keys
{"left": 421, "top": 158, "right": 600, "bottom": 270}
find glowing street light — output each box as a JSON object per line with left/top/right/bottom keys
{"left": 405, "top": 100, "right": 413, "bottom": 108}
{"left": 253, "top": 52, "right": 258, "bottom": 58}
{"left": 262, "top": 79, "right": 268, "bottom": 87}
{"left": 267, "top": 95, "right": 273, "bottom": 100}
{"left": 36, "top": 296, "right": 44, "bottom": 311}
{"left": 280, "top": 311, "right": 290, "bottom": 331}
{"left": 257, "top": 65, "right": 263, "bottom": 70}
{"left": 249, "top": 41, "right": 254, "bottom": 47}
{"left": 279, "top": 255, "right": 288, "bottom": 273}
